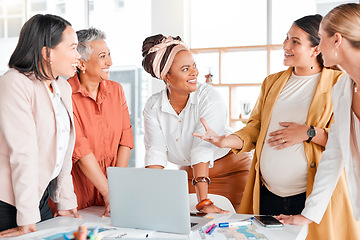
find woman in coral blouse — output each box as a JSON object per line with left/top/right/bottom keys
{"left": 51, "top": 28, "right": 134, "bottom": 217}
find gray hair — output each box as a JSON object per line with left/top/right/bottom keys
{"left": 76, "top": 27, "right": 106, "bottom": 61}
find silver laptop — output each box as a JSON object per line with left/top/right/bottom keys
{"left": 107, "top": 167, "right": 212, "bottom": 235}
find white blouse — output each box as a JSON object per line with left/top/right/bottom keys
{"left": 302, "top": 74, "right": 360, "bottom": 224}
{"left": 143, "top": 83, "right": 232, "bottom": 168}
{"left": 44, "top": 80, "right": 71, "bottom": 180}
{"left": 260, "top": 72, "right": 320, "bottom": 197}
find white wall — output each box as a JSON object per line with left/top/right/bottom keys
{"left": 150, "top": 0, "right": 189, "bottom": 94}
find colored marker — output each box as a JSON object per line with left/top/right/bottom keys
{"left": 218, "top": 221, "right": 252, "bottom": 228}
{"left": 63, "top": 234, "right": 71, "bottom": 240}
{"left": 205, "top": 223, "right": 216, "bottom": 233}
{"left": 93, "top": 226, "right": 99, "bottom": 237}
{"left": 208, "top": 225, "right": 217, "bottom": 234}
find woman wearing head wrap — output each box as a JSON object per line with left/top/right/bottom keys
{"left": 194, "top": 14, "right": 360, "bottom": 239}
{"left": 142, "top": 34, "right": 252, "bottom": 213}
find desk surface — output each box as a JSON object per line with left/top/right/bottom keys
{"left": 8, "top": 206, "right": 307, "bottom": 240}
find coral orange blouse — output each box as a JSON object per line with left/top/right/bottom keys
{"left": 68, "top": 74, "right": 134, "bottom": 210}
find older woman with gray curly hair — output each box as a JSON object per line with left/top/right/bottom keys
{"left": 50, "top": 28, "right": 134, "bottom": 217}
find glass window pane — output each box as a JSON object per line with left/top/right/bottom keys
{"left": 272, "top": 0, "right": 316, "bottom": 44}
{"left": 192, "top": 52, "right": 219, "bottom": 84}
{"left": 316, "top": 1, "right": 358, "bottom": 16}
{"left": 31, "top": 0, "right": 47, "bottom": 12}
{"left": 7, "top": 17, "right": 22, "bottom": 37}
{"left": 56, "top": 3, "right": 66, "bottom": 15}
{"left": 221, "top": 51, "right": 267, "bottom": 84}
{"left": 191, "top": 0, "right": 267, "bottom": 48}
{"left": 231, "top": 86, "right": 261, "bottom": 120}
{"left": 7, "top": 1, "right": 23, "bottom": 15}
{"left": 89, "top": 0, "right": 151, "bottom": 67}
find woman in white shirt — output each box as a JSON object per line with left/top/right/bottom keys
{"left": 278, "top": 2, "right": 360, "bottom": 228}
{"left": 141, "top": 34, "right": 252, "bottom": 213}
{"left": 193, "top": 14, "right": 360, "bottom": 239}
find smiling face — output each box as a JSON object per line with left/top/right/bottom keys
{"left": 165, "top": 50, "right": 198, "bottom": 95}
{"left": 318, "top": 23, "right": 337, "bottom": 67}
{"left": 283, "top": 24, "right": 319, "bottom": 74}
{"left": 82, "top": 39, "right": 112, "bottom": 81}
{"left": 49, "top": 26, "right": 80, "bottom": 78}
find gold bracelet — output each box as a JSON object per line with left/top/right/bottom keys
{"left": 192, "top": 176, "right": 211, "bottom": 186}
{"left": 196, "top": 199, "right": 214, "bottom": 211}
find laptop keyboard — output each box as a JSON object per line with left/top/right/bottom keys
{"left": 191, "top": 222, "right": 198, "bottom": 227}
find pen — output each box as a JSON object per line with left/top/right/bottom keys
{"left": 93, "top": 226, "right": 99, "bottom": 237}
{"left": 205, "top": 223, "right": 216, "bottom": 233}
{"left": 208, "top": 225, "right": 217, "bottom": 234}
{"left": 63, "top": 234, "right": 70, "bottom": 240}
{"left": 218, "top": 221, "right": 252, "bottom": 228}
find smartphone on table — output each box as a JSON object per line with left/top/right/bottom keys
{"left": 254, "top": 215, "right": 284, "bottom": 228}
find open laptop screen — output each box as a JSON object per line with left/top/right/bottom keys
{"left": 108, "top": 167, "right": 192, "bottom": 234}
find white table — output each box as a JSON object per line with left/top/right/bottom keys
{"left": 7, "top": 206, "right": 308, "bottom": 240}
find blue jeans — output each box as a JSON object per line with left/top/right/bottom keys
{"left": 0, "top": 185, "right": 53, "bottom": 231}
{"left": 260, "top": 184, "right": 306, "bottom": 215}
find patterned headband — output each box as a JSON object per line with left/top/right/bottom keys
{"left": 148, "top": 36, "right": 188, "bottom": 80}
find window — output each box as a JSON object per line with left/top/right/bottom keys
{"left": 0, "top": 0, "right": 24, "bottom": 39}
{"left": 190, "top": 0, "right": 267, "bottom": 48}
{"left": 189, "top": 0, "right": 357, "bottom": 128}
{"left": 31, "top": 0, "right": 47, "bottom": 12}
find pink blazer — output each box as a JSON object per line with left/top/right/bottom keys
{"left": 0, "top": 69, "right": 77, "bottom": 226}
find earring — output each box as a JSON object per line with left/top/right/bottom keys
{"left": 166, "top": 81, "right": 171, "bottom": 94}
{"left": 334, "top": 51, "right": 338, "bottom": 57}
{"left": 82, "top": 70, "right": 85, "bottom": 74}
{"left": 310, "top": 66, "right": 314, "bottom": 70}
{"left": 49, "top": 61, "right": 52, "bottom": 65}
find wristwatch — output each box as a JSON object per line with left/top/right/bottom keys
{"left": 306, "top": 125, "right": 317, "bottom": 143}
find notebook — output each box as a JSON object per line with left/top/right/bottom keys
{"left": 107, "top": 167, "right": 212, "bottom": 235}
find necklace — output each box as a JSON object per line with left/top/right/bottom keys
{"left": 169, "top": 99, "right": 183, "bottom": 114}
{"left": 168, "top": 97, "right": 185, "bottom": 115}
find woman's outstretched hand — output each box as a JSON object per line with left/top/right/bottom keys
{"left": 193, "top": 118, "right": 227, "bottom": 148}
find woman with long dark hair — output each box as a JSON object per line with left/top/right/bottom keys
{"left": 0, "top": 14, "right": 81, "bottom": 238}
